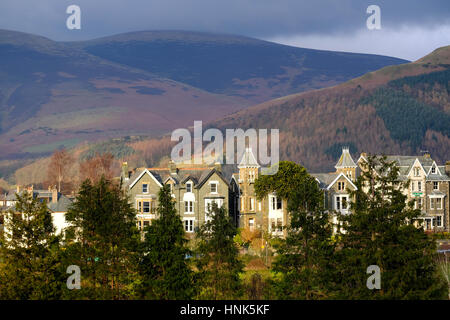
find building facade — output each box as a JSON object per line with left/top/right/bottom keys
{"left": 357, "top": 153, "right": 450, "bottom": 232}
{"left": 121, "top": 161, "right": 239, "bottom": 236}
{"left": 0, "top": 185, "right": 72, "bottom": 235}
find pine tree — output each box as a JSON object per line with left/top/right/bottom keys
{"left": 139, "top": 184, "right": 195, "bottom": 299}
{"left": 0, "top": 192, "right": 64, "bottom": 299}
{"left": 195, "top": 203, "right": 244, "bottom": 299}
{"left": 334, "top": 155, "right": 447, "bottom": 299}
{"left": 64, "top": 177, "right": 140, "bottom": 299}
{"left": 255, "top": 161, "right": 336, "bottom": 299}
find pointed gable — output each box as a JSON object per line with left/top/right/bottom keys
{"left": 335, "top": 147, "right": 357, "bottom": 169}
{"left": 238, "top": 147, "right": 260, "bottom": 168}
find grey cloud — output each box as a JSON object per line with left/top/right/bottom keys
{"left": 0, "top": 0, "right": 448, "bottom": 41}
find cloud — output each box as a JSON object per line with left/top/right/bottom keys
{"left": 268, "top": 25, "right": 450, "bottom": 61}
{"left": 0, "top": 0, "right": 448, "bottom": 59}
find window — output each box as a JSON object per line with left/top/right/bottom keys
{"left": 418, "top": 181, "right": 422, "bottom": 192}
{"left": 205, "top": 199, "right": 223, "bottom": 213}
{"left": 433, "top": 182, "right": 439, "bottom": 190}
{"left": 249, "top": 198, "right": 255, "bottom": 211}
{"left": 342, "top": 197, "right": 347, "bottom": 210}
{"left": 431, "top": 166, "right": 436, "bottom": 174}
{"left": 414, "top": 167, "right": 420, "bottom": 177}
{"left": 142, "top": 184, "right": 148, "bottom": 193}
{"left": 415, "top": 198, "right": 423, "bottom": 210}
{"left": 210, "top": 182, "right": 218, "bottom": 193}
{"left": 138, "top": 201, "right": 142, "bottom": 212}
{"left": 437, "top": 216, "right": 443, "bottom": 227}
{"left": 249, "top": 218, "right": 255, "bottom": 231}
{"left": 143, "top": 220, "right": 150, "bottom": 227}
{"left": 184, "top": 219, "right": 194, "bottom": 233}
{"left": 436, "top": 198, "right": 442, "bottom": 210}
{"left": 143, "top": 201, "right": 150, "bottom": 213}
{"left": 186, "top": 182, "right": 192, "bottom": 193}
{"left": 277, "top": 218, "right": 283, "bottom": 231}
{"left": 271, "top": 196, "right": 282, "bottom": 210}
{"left": 184, "top": 201, "right": 193, "bottom": 213}
{"left": 430, "top": 198, "right": 442, "bottom": 210}
{"left": 336, "top": 196, "right": 348, "bottom": 211}
{"left": 338, "top": 182, "right": 345, "bottom": 191}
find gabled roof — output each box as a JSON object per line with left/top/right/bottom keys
{"left": 47, "top": 195, "right": 73, "bottom": 213}
{"left": 312, "top": 172, "right": 357, "bottom": 191}
{"left": 238, "top": 148, "right": 260, "bottom": 168}
{"left": 335, "top": 148, "right": 357, "bottom": 168}
{"left": 129, "top": 169, "right": 164, "bottom": 189}
{"left": 326, "top": 172, "right": 358, "bottom": 191}
{"left": 195, "top": 168, "right": 230, "bottom": 189}
{"left": 406, "top": 158, "right": 427, "bottom": 177}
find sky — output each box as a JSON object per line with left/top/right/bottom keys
{"left": 0, "top": 0, "right": 449, "bottom": 61}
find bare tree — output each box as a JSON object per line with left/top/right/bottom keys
{"left": 48, "top": 148, "right": 73, "bottom": 193}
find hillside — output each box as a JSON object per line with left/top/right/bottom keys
{"left": 0, "top": 29, "right": 407, "bottom": 165}
{"left": 75, "top": 30, "right": 407, "bottom": 102}
{"left": 211, "top": 45, "right": 450, "bottom": 172}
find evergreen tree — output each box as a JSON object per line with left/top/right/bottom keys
{"left": 195, "top": 203, "right": 244, "bottom": 299}
{"left": 334, "top": 155, "right": 447, "bottom": 299}
{"left": 64, "top": 177, "right": 140, "bottom": 299}
{"left": 255, "top": 161, "right": 336, "bottom": 299}
{"left": 0, "top": 192, "right": 64, "bottom": 299}
{"left": 139, "top": 184, "right": 195, "bottom": 299}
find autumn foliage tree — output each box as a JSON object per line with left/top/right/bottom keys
{"left": 79, "top": 153, "right": 115, "bottom": 184}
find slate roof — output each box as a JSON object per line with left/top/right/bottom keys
{"left": 127, "top": 164, "right": 237, "bottom": 190}
{"left": 378, "top": 155, "right": 450, "bottom": 181}
{"left": 238, "top": 148, "right": 260, "bottom": 168}
{"left": 47, "top": 194, "right": 73, "bottom": 212}
{"left": 1, "top": 189, "right": 72, "bottom": 213}
{"left": 335, "top": 148, "right": 357, "bottom": 168}
{"left": 311, "top": 173, "right": 339, "bottom": 189}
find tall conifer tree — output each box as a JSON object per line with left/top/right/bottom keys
{"left": 139, "top": 185, "right": 195, "bottom": 299}
{"left": 335, "top": 155, "right": 447, "bottom": 299}
{"left": 195, "top": 203, "right": 244, "bottom": 299}
{"left": 0, "top": 192, "right": 64, "bottom": 299}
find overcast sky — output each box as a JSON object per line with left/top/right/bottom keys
{"left": 0, "top": 0, "right": 449, "bottom": 60}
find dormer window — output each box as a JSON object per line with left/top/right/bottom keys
{"left": 431, "top": 166, "right": 436, "bottom": 174}
{"left": 338, "top": 182, "right": 345, "bottom": 191}
{"left": 186, "top": 182, "right": 192, "bottom": 193}
{"left": 142, "top": 184, "right": 148, "bottom": 193}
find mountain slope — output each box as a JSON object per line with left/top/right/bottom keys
{"left": 0, "top": 29, "right": 407, "bottom": 162}
{"left": 76, "top": 30, "right": 408, "bottom": 102}
{"left": 0, "top": 30, "right": 247, "bottom": 159}
{"left": 211, "top": 46, "right": 450, "bottom": 172}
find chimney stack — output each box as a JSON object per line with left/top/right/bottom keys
{"left": 169, "top": 160, "right": 178, "bottom": 174}
{"left": 445, "top": 161, "right": 450, "bottom": 176}
{"left": 214, "top": 161, "right": 222, "bottom": 173}
{"left": 52, "top": 186, "right": 58, "bottom": 204}
{"left": 122, "top": 162, "right": 129, "bottom": 181}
